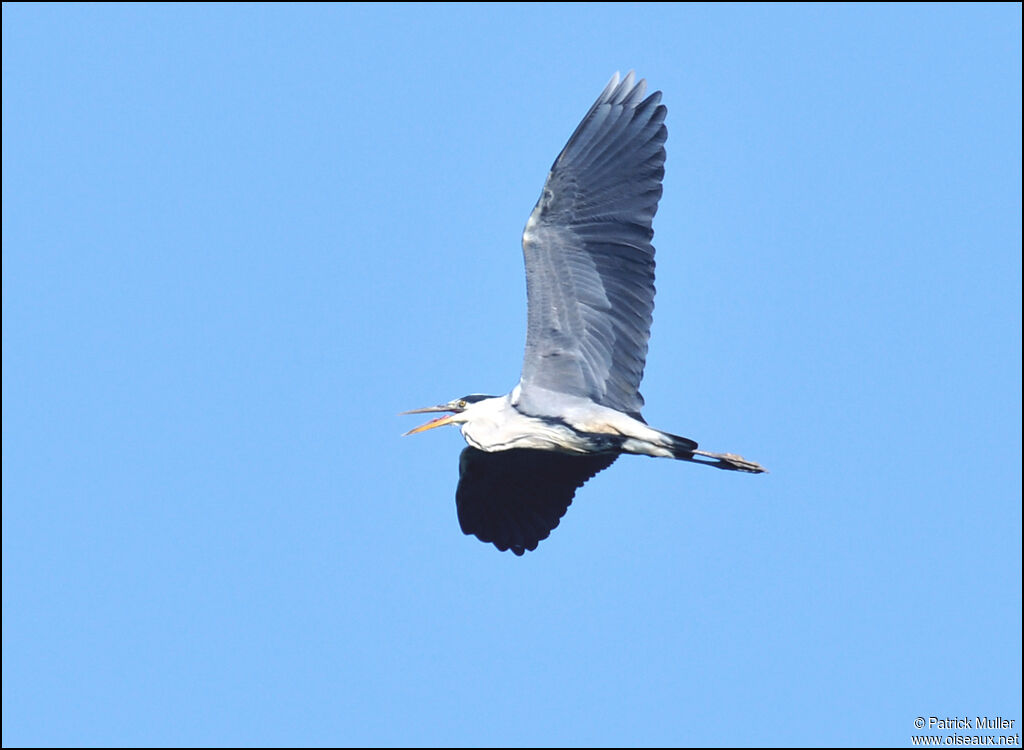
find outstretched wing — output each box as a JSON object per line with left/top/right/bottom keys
{"left": 456, "top": 448, "right": 617, "bottom": 555}
{"left": 518, "top": 71, "right": 667, "bottom": 419}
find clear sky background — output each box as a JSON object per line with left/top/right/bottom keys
{"left": 3, "top": 4, "right": 1021, "bottom": 747}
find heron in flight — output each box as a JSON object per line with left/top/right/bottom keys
{"left": 404, "top": 72, "right": 765, "bottom": 555}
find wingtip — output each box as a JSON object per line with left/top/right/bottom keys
{"left": 601, "top": 69, "right": 648, "bottom": 107}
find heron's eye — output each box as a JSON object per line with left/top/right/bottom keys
{"left": 458, "top": 400, "right": 467, "bottom": 409}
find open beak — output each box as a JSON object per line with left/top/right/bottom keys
{"left": 400, "top": 405, "right": 457, "bottom": 436}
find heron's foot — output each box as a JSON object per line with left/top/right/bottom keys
{"left": 691, "top": 449, "right": 768, "bottom": 474}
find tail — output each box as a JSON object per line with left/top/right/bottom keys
{"left": 665, "top": 432, "right": 767, "bottom": 474}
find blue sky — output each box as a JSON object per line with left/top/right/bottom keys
{"left": 3, "top": 3, "right": 1021, "bottom": 747}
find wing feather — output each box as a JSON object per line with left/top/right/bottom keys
{"left": 518, "top": 72, "right": 667, "bottom": 418}
{"left": 456, "top": 448, "right": 617, "bottom": 555}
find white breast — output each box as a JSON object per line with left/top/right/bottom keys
{"left": 459, "top": 395, "right": 586, "bottom": 453}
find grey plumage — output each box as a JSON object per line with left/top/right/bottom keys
{"left": 402, "top": 72, "right": 765, "bottom": 555}
{"left": 519, "top": 71, "right": 666, "bottom": 419}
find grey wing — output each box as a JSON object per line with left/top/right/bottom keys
{"left": 517, "top": 71, "right": 667, "bottom": 419}
{"left": 456, "top": 447, "right": 617, "bottom": 555}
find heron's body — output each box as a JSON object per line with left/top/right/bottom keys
{"left": 453, "top": 388, "right": 678, "bottom": 458}
{"left": 404, "top": 72, "right": 765, "bottom": 555}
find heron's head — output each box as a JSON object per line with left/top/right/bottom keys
{"left": 400, "top": 394, "right": 495, "bottom": 436}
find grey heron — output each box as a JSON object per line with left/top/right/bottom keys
{"left": 404, "top": 72, "right": 765, "bottom": 555}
